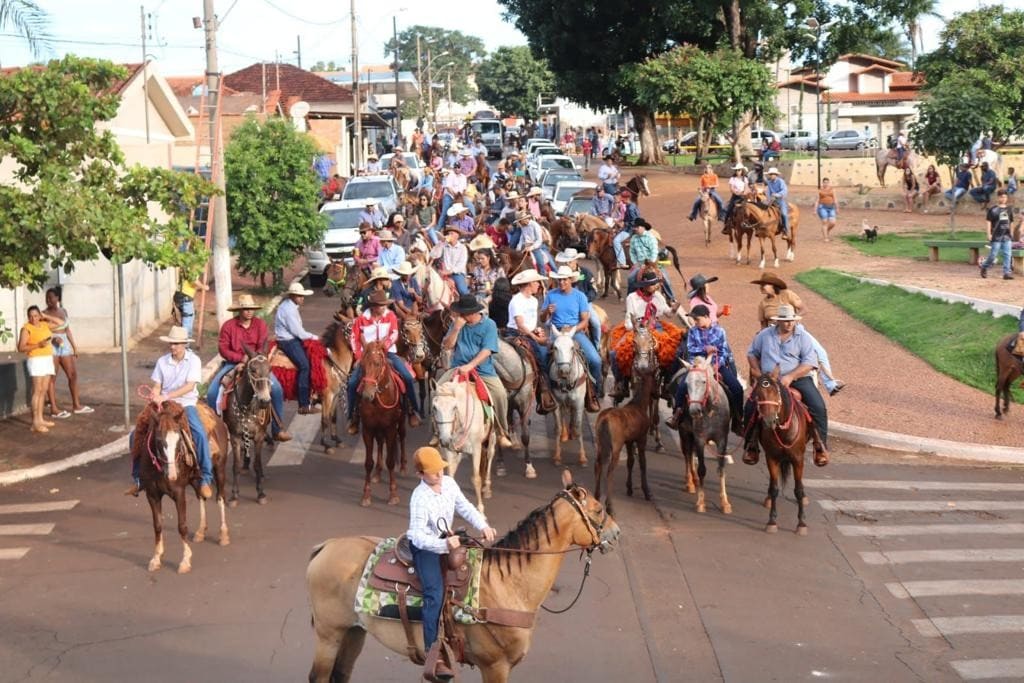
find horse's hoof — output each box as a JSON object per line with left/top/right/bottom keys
{"left": 996, "top": 413, "right": 1003, "bottom": 420}
{"left": 371, "top": 474, "right": 381, "bottom": 484}
{"left": 360, "top": 497, "right": 371, "bottom": 507}
{"left": 765, "top": 524, "right": 778, "bottom": 534}
{"left": 325, "top": 446, "right": 335, "bottom": 455}
{"left": 655, "top": 443, "right": 665, "bottom": 452}
{"left": 643, "top": 490, "right": 652, "bottom": 501}
{"left": 696, "top": 503, "right": 706, "bottom": 513}
{"left": 578, "top": 456, "right": 588, "bottom": 467}
{"left": 219, "top": 536, "right": 231, "bottom": 547}
{"left": 193, "top": 532, "right": 205, "bottom": 543}
{"left": 228, "top": 499, "right": 238, "bottom": 509}
{"left": 496, "top": 463, "right": 507, "bottom": 477}
{"left": 257, "top": 494, "right": 268, "bottom": 505}
{"left": 148, "top": 559, "right": 161, "bottom": 572}
{"left": 626, "top": 488, "right": 634, "bottom": 497}
{"left": 484, "top": 489, "right": 493, "bottom": 500}
{"left": 772, "top": 259, "right": 780, "bottom": 268}
{"left": 400, "top": 465, "right": 408, "bottom": 475}
{"left": 388, "top": 495, "right": 400, "bottom": 506}
{"left": 177, "top": 562, "right": 192, "bottom": 574}
{"left": 722, "top": 503, "right": 733, "bottom": 515}
{"left": 525, "top": 464, "right": 537, "bottom": 479}
{"left": 796, "top": 525, "right": 808, "bottom": 536}
{"left": 686, "top": 484, "right": 696, "bottom": 494}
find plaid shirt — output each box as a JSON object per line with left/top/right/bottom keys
{"left": 686, "top": 324, "right": 733, "bottom": 368}
{"left": 407, "top": 476, "right": 489, "bottom": 554}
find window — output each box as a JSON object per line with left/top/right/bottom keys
{"left": 343, "top": 181, "right": 394, "bottom": 201}
{"left": 323, "top": 208, "right": 365, "bottom": 230}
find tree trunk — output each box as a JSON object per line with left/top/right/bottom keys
{"left": 737, "top": 111, "right": 756, "bottom": 159}
{"left": 629, "top": 105, "right": 663, "bottom": 166}
{"left": 694, "top": 117, "right": 705, "bottom": 165}
{"left": 726, "top": 0, "right": 742, "bottom": 50}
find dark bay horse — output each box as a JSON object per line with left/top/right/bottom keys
{"left": 727, "top": 198, "right": 755, "bottom": 265}
{"left": 588, "top": 228, "right": 625, "bottom": 300}
{"left": 994, "top": 333, "right": 1023, "bottom": 419}
{"left": 593, "top": 369, "right": 656, "bottom": 515}
{"left": 396, "top": 316, "right": 433, "bottom": 410}
{"left": 138, "top": 401, "right": 230, "bottom": 573}
{"left": 223, "top": 348, "right": 273, "bottom": 505}
{"left": 356, "top": 341, "right": 407, "bottom": 506}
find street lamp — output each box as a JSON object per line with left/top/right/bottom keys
{"left": 803, "top": 17, "right": 837, "bottom": 188}
{"left": 433, "top": 62, "right": 456, "bottom": 127}
{"left": 424, "top": 50, "right": 450, "bottom": 131}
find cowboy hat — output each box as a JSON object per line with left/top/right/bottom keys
{"left": 446, "top": 202, "right": 468, "bottom": 216}
{"left": 549, "top": 265, "right": 577, "bottom": 280}
{"left": 750, "top": 271, "right": 788, "bottom": 290}
{"left": 732, "top": 163, "right": 747, "bottom": 171}
{"left": 367, "top": 290, "right": 391, "bottom": 307}
{"left": 510, "top": 268, "right": 546, "bottom": 285}
{"left": 442, "top": 223, "right": 463, "bottom": 235}
{"left": 506, "top": 190, "right": 520, "bottom": 200}
{"left": 393, "top": 260, "right": 417, "bottom": 276}
{"left": 159, "top": 325, "right": 194, "bottom": 344}
{"left": 228, "top": 293, "right": 261, "bottom": 311}
{"left": 459, "top": 147, "right": 472, "bottom": 156}
{"left": 766, "top": 167, "right": 781, "bottom": 175}
{"left": 377, "top": 229, "right": 395, "bottom": 241}
{"left": 414, "top": 446, "right": 448, "bottom": 475}
{"left": 451, "top": 293, "right": 485, "bottom": 315}
{"left": 686, "top": 273, "right": 719, "bottom": 299}
{"left": 555, "top": 248, "right": 583, "bottom": 263}
{"left": 526, "top": 187, "right": 543, "bottom": 197}
{"left": 468, "top": 234, "right": 495, "bottom": 251}
{"left": 637, "top": 272, "right": 661, "bottom": 288}
{"left": 367, "top": 153, "right": 378, "bottom": 160}
{"left": 366, "top": 266, "right": 391, "bottom": 283}
{"left": 515, "top": 210, "right": 532, "bottom": 222}
{"left": 358, "top": 222, "right": 375, "bottom": 232}
{"left": 771, "top": 304, "right": 802, "bottom": 321}
{"left": 286, "top": 282, "right": 314, "bottom": 296}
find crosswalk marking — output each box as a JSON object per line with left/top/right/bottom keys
{"left": 838, "top": 523, "right": 1024, "bottom": 537}
{"left": 0, "top": 523, "right": 55, "bottom": 536}
{"left": 0, "top": 547, "right": 30, "bottom": 560}
{"left": 913, "top": 616, "right": 1024, "bottom": 637}
{"left": 0, "top": 500, "right": 79, "bottom": 515}
{"left": 887, "top": 579, "right": 1024, "bottom": 599}
{"left": 861, "top": 549, "right": 1024, "bottom": 565}
{"left": 951, "top": 658, "right": 1024, "bottom": 680}
{"left": 820, "top": 500, "right": 1024, "bottom": 513}
{"left": 806, "top": 479, "right": 1024, "bottom": 492}
{"left": 269, "top": 413, "right": 322, "bottom": 466}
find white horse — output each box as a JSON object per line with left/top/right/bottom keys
{"left": 416, "top": 262, "right": 455, "bottom": 312}
{"left": 549, "top": 328, "right": 589, "bottom": 468}
{"left": 677, "top": 356, "right": 733, "bottom": 515}
{"left": 431, "top": 377, "right": 497, "bottom": 513}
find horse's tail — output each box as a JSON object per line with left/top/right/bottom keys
{"left": 596, "top": 415, "right": 612, "bottom": 465}
{"left": 780, "top": 457, "right": 791, "bottom": 488}
{"left": 662, "top": 245, "right": 684, "bottom": 280}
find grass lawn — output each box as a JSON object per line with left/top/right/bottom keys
{"left": 841, "top": 230, "right": 988, "bottom": 262}
{"left": 796, "top": 268, "right": 1022, "bottom": 401}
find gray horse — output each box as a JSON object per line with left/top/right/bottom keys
{"left": 493, "top": 338, "right": 538, "bottom": 478}
{"left": 550, "top": 328, "right": 589, "bottom": 468}
{"left": 674, "top": 356, "right": 733, "bottom": 514}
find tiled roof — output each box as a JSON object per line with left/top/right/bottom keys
{"left": 839, "top": 53, "right": 907, "bottom": 69}
{"left": 890, "top": 71, "right": 925, "bottom": 90}
{"left": 777, "top": 75, "right": 828, "bottom": 91}
{"left": 823, "top": 91, "right": 920, "bottom": 103}
{"left": 224, "top": 63, "right": 353, "bottom": 106}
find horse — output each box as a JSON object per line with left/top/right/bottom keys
{"left": 593, "top": 369, "right": 656, "bottom": 515}
{"left": 475, "top": 153, "right": 491, "bottom": 189}
{"left": 749, "top": 369, "right": 822, "bottom": 535}
{"left": 305, "top": 470, "right": 620, "bottom": 683}
{"left": 496, "top": 247, "right": 535, "bottom": 281}
{"left": 396, "top": 315, "right": 433, "bottom": 410}
{"left": 138, "top": 401, "right": 230, "bottom": 573}
{"left": 630, "top": 320, "right": 665, "bottom": 452}
{"left": 550, "top": 328, "right": 590, "bottom": 468}
{"left": 733, "top": 194, "right": 799, "bottom": 269}
{"left": 355, "top": 341, "right": 407, "bottom": 506}
{"left": 418, "top": 263, "right": 456, "bottom": 312}
{"left": 335, "top": 267, "right": 367, "bottom": 320}
{"left": 875, "top": 148, "right": 921, "bottom": 187}
{"left": 319, "top": 321, "right": 354, "bottom": 453}
{"left": 675, "top": 356, "right": 732, "bottom": 514}
{"left": 493, "top": 338, "right": 539, "bottom": 479}
{"left": 222, "top": 348, "right": 273, "bottom": 506}
{"left": 994, "top": 333, "right": 1023, "bottom": 419}
{"left": 971, "top": 149, "right": 1003, "bottom": 186}
{"left": 323, "top": 260, "right": 348, "bottom": 297}
{"left": 624, "top": 175, "right": 650, "bottom": 205}
{"left": 588, "top": 228, "right": 625, "bottom": 300}
{"left": 727, "top": 199, "right": 755, "bottom": 265}
{"left": 432, "top": 375, "right": 497, "bottom": 513}
{"left": 698, "top": 191, "right": 717, "bottom": 248}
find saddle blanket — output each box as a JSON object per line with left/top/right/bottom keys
{"left": 270, "top": 339, "right": 329, "bottom": 400}
{"left": 609, "top": 321, "right": 685, "bottom": 376}
{"left": 353, "top": 537, "right": 483, "bottom": 625}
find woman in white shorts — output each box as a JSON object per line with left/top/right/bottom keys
{"left": 17, "top": 305, "right": 60, "bottom": 433}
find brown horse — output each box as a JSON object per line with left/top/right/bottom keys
{"left": 593, "top": 369, "right": 656, "bottom": 515}
{"left": 396, "top": 315, "right": 432, "bottom": 409}
{"left": 727, "top": 198, "right": 755, "bottom": 265}
{"left": 355, "top": 341, "right": 407, "bottom": 506}
{"left": 496, "top": 247, "right": 534, "bottom": 280}
{"left": 733, "top": 195, "right": 799, "bottom": 269}
{"left": 138, "top": 401, "right": 230, "bottom": 573}
{"left": 749, "top": 369, "right": 822, "bottom": 535}
{"left": 994, "top": 333, "right": 1023, "bottom": 419}
{"left": 624, "top": 175, "right": 650, "bottom": 205}
{"left": 305, "top": 470, "right": 620, "bottom": 683}
{"left": 222, "top": 349, "right": 273, "bottom": 506}
{"left": 334, "top": 267, "right": 368, "bottom": 320}
{"left": 319, "top": 321, "right": 354, "bottom": 452}
{"left": 588, "top": 228, "right": 626, "bottom": 300}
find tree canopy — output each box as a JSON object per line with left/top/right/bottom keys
{"left": 224, "top": 117, "right": 325, "bottom": 285}
{"left": 475, "top": 46, "right": 553, "bottom": 118}
{"left": 0, "top": 56, "right": 213, "bottom": 291}
{"left": 384, "top": 25, "right": 486, "bottom": 110}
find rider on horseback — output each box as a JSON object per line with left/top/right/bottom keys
{"left": 390, "top": 261, "right": 423, "bottom": 318}
{"left": 354, "top": 223, "right": 381, "bottom": 274}
{"left": 514, "top": 210, "right": 555, "bottom": 274}
{"left": 763, "top": 168, "right": 790, "bottom": 236}
{"left": 612, "top": 189, "right": 639, "bottom": 271}
{"left": 506, "top": 268, "right": 557, "bottom": 414}
{"left": 429, "top": 225, "right": 471, "bottom": 296}
{"left": 610, "top": 272, "right": 678, "bottom": 399}
{"left": 627, "top": 219, "right": 675, "bottom": 300}
{"left": 541, "top": 266, "right": 603, "bottom": 412}
{"left": 687, "top": 163, "right": 725, "bottom": 222}
{"left": 274, "top": 283, "right": 321, "bottom": 415}
{"left": 722, "top": 164, "right": 749, "bottom": 233}
{"left": 346, "top": 290, "right": 424, "bottom": 433}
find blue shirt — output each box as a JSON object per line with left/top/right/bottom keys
{"left": 359, "top": 209, "right": 384, "bottom": 229}
{"left": 453, "top": 317, "right": 499, "bottom": 377}
{"left": 623, "top": 203, "right": 640, "bottom": 230}
{"left": 592, "top": 194, "right": 614, "bottom": 216}
{"left": 274, "top": 298, "right": 317, "bottom": 341}
{"left": 377, "top": 244, "right": 406, "bottom": 273}
{"left": 747, "top": 325, "right": 817, "bottom": 376}
{"left": 686, "top": 324, "right": 733, "bottom": 368}
{"left": 981, "top": 168, "right": 998, "bottom": 189}
{"left": 766, "top": 176, "right": 788, "bottom": 201}
{"left": 391, "top": 277, "right": 420, "bottom": 307}
{"left": 542, "top": 287, "right": 590, "bottom": 329}
{"left": 955, "top": 170, "right": 972, "bottom": 190}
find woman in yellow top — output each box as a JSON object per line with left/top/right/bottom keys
{"left": 17, "top": 305, "right": 62, "bottom": 433}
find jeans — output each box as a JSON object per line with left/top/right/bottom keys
{"left": 981, "top": 237, "right": 1013, "bottom": 275}
{"left": 613, "top": 230, "right": 630, "bottom": 267}
{"left": 346, "top": 352, "right": 422, "bottom": 418}
{"left": 970, "top": 185, "right": 997, "bottom": 203}
{"left": 531, "top": 247, "right": 555, "bottom": 274}
{"left": 206, "top": 361, "right": 286, "bottom": 436}
{"left": 573, "top": 331, "right": 602, "bottom": 384}
{"left": 450, "top": 273, "right": 469, "bottom": 296}
{"left": 688, "top": 190, "right": 725, "bottom": 219}
{"left": 179, "top": 298, "right": 195, "bottom": 337}
{"left": 773, "top": 197, "right": 789, "bottom": 232}
{"left": 602, "top": 181, "right": 618, "bottom": 196}
{"left": 277, "top": 338, "right": 312, "bottom": 408}
{"left": 507, "top": 226, "right": 522, "bottom": 247}
{"left": 673, "top": 361, "right": 743, "bottom": 415}
{"left": 411, "top": 543, "right": 444, "bottom": 650}
{"left": 588, "top": 303, "right": 601, "bottom": 344}
{"left": 944, "top": 187, "right": 966, "bottom": 203}
{"left": 439, "top": 193, "right": 455, "bottom": 221}
{"left": 130, "top": 404, "right": 213, "bottom": 486}
{"left": 743, "top": 375, "right": 828, "bottom": 448}
{"left": 816, "top": 204, "right": 837, "bottom": 221}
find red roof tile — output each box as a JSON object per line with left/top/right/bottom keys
{"left": 224, "top": 63, "right": 353, "bottom": 105}
{"left": 823, "top": 91, "right": 920, "bottom": 103}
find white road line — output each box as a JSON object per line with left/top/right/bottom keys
{"left": 806, "top": 479, "right": 1024, "bottom": 492}
{"left": 0, "top": 523, "right": 55, "bottom": 536}
{"left": 951, "top": 658, "right": 1024, "bottom": 680}
{"left": 913, "top": 616, "right": 1024, "bottom": 637}
{"left": 838, "top": 523, "right": 1024, "bottom": 537}
{"left": 268, "top": 413, "right": 323, "bottom": 466}
{"left": 0, "top": 547, "right": 30, "bottom": 560}
{"left": 0, "top": 500, "right": 79, "bottom": 515}
{"left": 860, "top": 549, "right": 1024, "bottom": 565}
{"left": 887, "top": 579, "right": 1024, "bottom": 599}
{"left": 820, "top": 500, "right": 1024, "bottom": 513}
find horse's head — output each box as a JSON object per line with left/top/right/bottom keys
{"left": 751, "top": 368, "right": 784, "bottom": 430}
{"left": 151, "top": 402, "right": 187, "bottom": 482}
{"left": 552, "top": 328, "right": 578, "bottom": 380}
{"left": 242, "top": 347, "right": 272, "bottom": 406}
{"left": 401, "top": 317, "right": 427, "bottom": 363}
{"left": 683, "top": 356, "right": 714, "bottom": 417}
{"left": 631, "top": 320, "right": 656, "bottom": 374}
{"left": 636, "top": 175, "right": 650, "bottom": 196}
{"left": 431, "top": 381, "right": 465, "bottom": 449}
{"left": 358, "top": 342, "right": 389, "bottom": 402}
{"left": 559, "top": 469, "right": 620, "bottom": 551}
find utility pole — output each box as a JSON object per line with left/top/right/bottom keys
{"left": 140, "top": 5, "right": 150, "bottom": 144}
{"left": 427, "top": 48, "right": 433, "bottom": 128}
{"left": 295, "top": 35, "right": 302, "bottom": 69}
{"left": 203, "top": 0, "right": 231, "bottom": 325}
{"left": 416, "top": 34, "right": 422, "bottom": 122}
{"left": 350, "top": 0, "right": 361, "bottom": 171}
{"left": 392, "top": 16, "right": 401, "bottom": 143}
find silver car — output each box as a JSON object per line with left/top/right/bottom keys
{"left": 820, "top": 129, "right": 874, "bottom": 150}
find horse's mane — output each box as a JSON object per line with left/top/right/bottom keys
{"left": 485, "top": 497, "right": 561, "bottom": 578}
{"left": 321, "top": 321, "right": 346, "bottom": 349}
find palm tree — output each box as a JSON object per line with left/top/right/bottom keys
{"left": 898, "top": 0, "right": 942, "bottom": 69}
{"left": 0, "top": 0, "right": 51, "bottom": 60}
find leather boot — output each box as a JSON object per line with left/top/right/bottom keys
{"left": 123, "top": 483, "right": 141, "bottom": 497}
{"left": 665, "top": 408, "right": 683, "bottom": 429}
{"left": 585, "top": 379, "right": 601, "bottom": 413}
{"left": 409, "top": 414, "right": 423, "bottom": 428}
{"left": 347, "top": 415, "right": 359, "bottom": 435}
{"left": 536, "top": 375, "right": 557, "bottom": 415}
{"left": 814, "top": 446, "right": 830, "bottom": 467}
{"left": 742, "top": 422, "right": 760, "bottom": 465}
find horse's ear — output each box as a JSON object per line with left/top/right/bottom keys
{"left": 770, "top": 366, "right": 781, "bottom": 380}
{"left": 561, "top": 468, "right": 573, "bottom": 489}
{"left": 244, "top": 345, "right": 255, "bottom": 359}
{"left": 681, "top": 359, "right": 692, "bottom": 370}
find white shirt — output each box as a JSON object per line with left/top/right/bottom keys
{"left": 407, "top": 476, "right": 489, "bottom": 554}
{"left": 729, "top": 176, "right": 748, "bottom": 195}
{"left": 151, "top": 349, "right": 202, "bottom": 407}
{"left": 624, "top": 291, "right": 672, "bottom": 330}
{"left": 507, "top": 292, "right": 539, "bottom": 332}
{"left": 597, "top": 163, "right": 619, "bottom": 184}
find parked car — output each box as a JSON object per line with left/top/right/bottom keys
{"left": 561, "top": 189, "right": 599, "bottom": 218}
{"left": 819, "top": 129, "right": 874, "bottom": 150}
{"left": 540, "top": 171, "right": 584, "bottom": 200}
{"left": 340, "top": 174, "right": 402, "bottom": 216}
{"left": 552, "top": 181, "right": 597, "bottom": 215}
{"left": 378, "top": 152, "right": 424, "bottom": 186}
{"left": 305, "top": 199, "right": 382, "bottom": 284}
{"left": 780, "top": 130, "right": 817, "bottom": 150}
{"left": 530, "top": 155, "right": 576, "bottom": 184}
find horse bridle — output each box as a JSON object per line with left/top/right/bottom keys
{"left": 400, "top": 320, "right": 428, "bottom": 363}
{"left": 633, "top": 329, "right": 657, "bottom": 372}
{"left": 358, "top": 347, "right": 400, "bottom": 409}
{"left": 687, "top": 361, "right": 716, "bottom": 412}
{"left": 754, "top": 376, "right": 801, "bottom": 448}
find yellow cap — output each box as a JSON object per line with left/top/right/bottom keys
{"left": 414, "top": 447, "right": 449, "bottom": 475}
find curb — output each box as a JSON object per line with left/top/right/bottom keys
{"left": 843, "top": 273, "right": 1021, "bottom": 320}
{"left": 832, "top": 421, "right": 1024, "bottom": 464}
{"left": 0, "top": 268, "right": 310, "bottom": 486}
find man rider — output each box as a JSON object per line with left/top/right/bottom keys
{"left": 429, "top": 225, "right": 470, "bottom": 296}
{"left": 612, "top": 189, "right": 640, "bottom": 270}
{"left": 541, "top": 265, "right": 602, "bottom": 412}
{"left": 273, "top": 282, "right": 320, "bottom": 415}
{"left": 764, "top": 167, "right": 790, "bottom": 236}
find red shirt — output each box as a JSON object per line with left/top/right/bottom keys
{"left": 485, "top": 224, "right": 509, "bottom": 248}
{"left": 219, "top": 316, "right": 269, "bottom": 363}
{"left": 350, "top": 309, "right": 399, "bottom": 358}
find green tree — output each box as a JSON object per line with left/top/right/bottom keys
{"left": 384, "top": 25, "right": 487, "bottom": 112}
{"left": 0, "top": 56, "right": 213, "bottom": 292}
{"left": 309, "top": 60, "right": 342, "bottom": 72}
{"left": 224, "top": 117, "right": 326, "bottom": 287}
{"left": 475, "top": 46, "right": 553, "bottom": 118}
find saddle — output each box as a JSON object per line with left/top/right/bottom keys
{"left": 505, "top": 335, "right": 556, "bottom": 414}
{"left": 215, "top": 363, "right": 246, "bottom": 415}
{"left": 451, "top": 369, "right": 491, "bottom": 405}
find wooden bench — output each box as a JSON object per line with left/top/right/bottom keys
{"left": 924, "top": 239, "right": 1024, "bottom": 273}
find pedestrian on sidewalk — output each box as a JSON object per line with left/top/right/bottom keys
{"left": 43, "top": 287, "right": 92, "bottom": 418}
{"left": 17, "top": 305, "right": 60, "bottom": 433}
{"left": 979, "top": 190, "right": 1019, "bottom": 280}
{"left": 173, "top": 273, "right": 208, "bottom": 338}
{"left": 814, "top": 178, "right": 839, "bottom": 241}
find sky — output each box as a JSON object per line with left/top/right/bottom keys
{"left": 0, "top": 0, "right": 997, "bottom": 76}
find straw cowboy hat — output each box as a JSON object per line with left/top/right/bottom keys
{"left": 770, "top": 304, "right": 802, "bottom": 321}
{"left": 446, "top": 202, "right": 468, "bottom": 216}
{"left": 686, "top": 273, "right": 718, "bottom": 299}
{"left": 366, "top": 266, "right": 391, "bottom": 283}
{"left": 506, "top": 190, "right": 520, "bottom": 200}
{"left": 766, "top": 167, "right": 781, "bottom": 176}
{"left": 468, "top": 234, "right": 495, "bottom": 251}
{"left": 732, "top": 163, "right": 747, "bottom": 171}
{"left": 555, "top": 248, "right": 583, "bottom": 263}
{"left": 228, "top": 293, "right": 261, "bottom": 311}
{"left": 526, "top": 186, "right": 543, "bottom": 198}
{"left": 393, "top": 260, "right": 417, "bottom": 276}
{"left": 366, "top": 290, "right": 392, "bottom": 307}
{"left": 414, "top": 446, "right": 448, "bottom": 475}
{"left": 549, "top": 265, "right": 577, "bottom": 280}
{"left": 159, "top": 325, "right": 194, "bottom": 344}
{"left": 459, "top": 147, "right": 472, "bottom": 156}
{"left": 286, "top": 282, "right": 314, "bottom": 296}
{"left": 377, "top": 229, "right": 396, "bottom": 241}
{"left": 367, "top": 153, "right": 378, "bottom": 160}
{"left": 515, "top": 210, "right": 532, "bottom": 223}
{"left": 510, "top": 268, "right": 547, "bottom": 285}
{"left": 451, "top": 293, "right": 485, "bottom": 315}
{"left": 751, "top": 272, "right": 788, "bottom": 290}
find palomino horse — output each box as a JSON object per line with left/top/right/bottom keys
{"left": 432, "top": 374, "right": 498, "bottom": 512}
{"left": 875, "top": 148, "right": 921, "bottom": 187}
{"left": 594, "top": 370, "right": 656, "bottom": 515}
{"left": 223, "top": 348, "right": 273, "bottom": 506}
{"left": 305, "top": 470, "right": 620, "bottom": 683}
{"left": 493, "top": 338, "right": 539, "bottom": 479}
{"left": 994, "top": 333, "right": 1022, "bottom": 419}
{"left": 138, "top": 401, "right": 230, "bottom": 573}
{"left": 733, "top": 195, "right": 799, "bottom": 269}
{"left": 319, "top": 321, "right": 354, "bottom": 453}
{"left": 550, "top": 328, "right": 590, "bottom": 468}
{"left": 675, "top": 356, "right": 732, "bottom": 514}
{"left": 698, "top": 190, "right": 717, "bottom": 247}
{"left": 355, "top": 341, "right": 407, "bottom": 506}
{"left": 750, "top": 369, "right": 822, "bottom": 535}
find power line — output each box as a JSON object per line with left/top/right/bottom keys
{"left": 259, "top": 0, "right": 348, "bottom": 26}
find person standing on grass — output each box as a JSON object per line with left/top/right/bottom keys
{"left": 979, "top": 190, "right": 1019, "bottom": 281}
{"left": 813, "top": 177, "right": 839, "bottom": 242}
